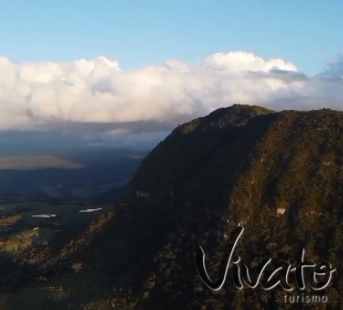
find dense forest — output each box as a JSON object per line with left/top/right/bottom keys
{"left": 1, "top": 104, "right": 343, "bottom": 309}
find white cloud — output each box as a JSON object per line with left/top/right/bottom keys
{"left": 0, "top": 51, "right": 342, "bottom": 134}
{"left": 200, "top": 52, "right": 297, "bottom": 72}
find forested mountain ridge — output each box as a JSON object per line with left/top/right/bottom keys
{"left": 2, "top": 104, "right": 343, "bottom": 309}
{"left": 84, "top": 104, "right": 343, "bottom": 309}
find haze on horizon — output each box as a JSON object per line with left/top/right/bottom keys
{"left": 0, "top": 0, "right": 343, "bottom": 153}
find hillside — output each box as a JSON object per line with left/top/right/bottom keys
{"left": 2, "top": 104, "right": 343, "bottom": 309}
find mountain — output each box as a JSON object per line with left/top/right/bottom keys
{"left": 2, "top": 104, "right": 343, "bottom": 309}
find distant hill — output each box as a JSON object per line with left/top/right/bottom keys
{"left": 0, "top": 155, "right": 83, "bottom": 170}
{"left": 0, "top": 149, "right": 145, "bottom": 201}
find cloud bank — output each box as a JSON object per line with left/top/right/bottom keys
{"left": 0, "top": 51, "right": 342, "bottom": 139}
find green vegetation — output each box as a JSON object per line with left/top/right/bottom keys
{"left": 2, "top": 104, "right": 343, "bottom": 309}
{"left": 118, "top": 105, "right": 343, "bottom": 309}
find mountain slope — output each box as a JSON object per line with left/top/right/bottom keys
{"left": 3, "top": 104, "right": 343, "bottom": 309}
{"left": 81, "top": 104, "right": 343, "bottom": 309}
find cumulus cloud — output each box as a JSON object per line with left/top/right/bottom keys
{"left": 0, "top": 51, "right": 342, "bottom": 138}
{"left": 200, "top": 52, "right": 298, "bottom": 72}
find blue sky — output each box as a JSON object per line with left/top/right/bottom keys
{"left": 1, "top": 0, "right": 342, "bottom": 75}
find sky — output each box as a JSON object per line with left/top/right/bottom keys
{"left": 0, "top": 0, "right": 343, "bottom": 151}
{"left": 1, "top": 0, "right": 343, "bottom": 74}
